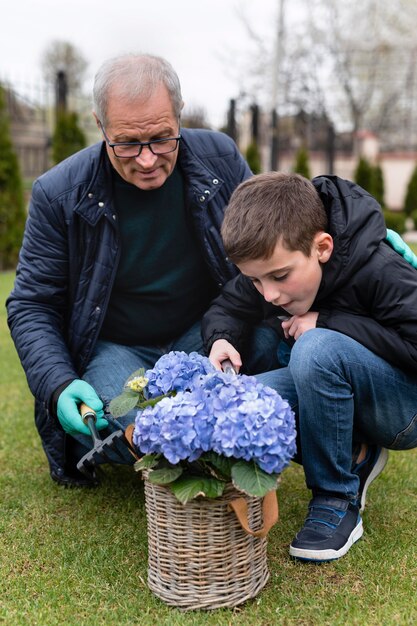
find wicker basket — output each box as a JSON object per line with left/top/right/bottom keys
{"left": 143, "top": 477, "right": 278, "bottom": 610}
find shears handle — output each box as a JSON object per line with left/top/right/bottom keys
{"left": 221, "top": 359, "right": 237, "bottom": 375}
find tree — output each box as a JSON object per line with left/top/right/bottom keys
{"left": 52, "top": 111, "right": 86, "bottom": 164}
{"left": 353, "top": 158, "right": 385, "bottom": 205}
{"left": 372, "top": 163, "right": 385, "bottom": 208}
{"left": 314, "top": 0, "right": 417, "bottom": 142}
{"left": 182, "top": 106, "right": 211, "bottom": 129}
{"left": 41, "top": 40, "right": 88, "bottom": 94}
{"left": 293, "top": 146, "right": 311, "bottom": 179}
{"left": 233, "top": 0, "right": 417, "bottom": 148}
{"left": 354, "top": 156, "right": 373, "bottom": 193}
{"left": 245, "top": 142, "right": 262, "bottom": 174}
{"left": 403, "top": 164, "right": 417, "bottom": 216}
{"left": 0, "top": 85, "right": 26, "bottom": 270}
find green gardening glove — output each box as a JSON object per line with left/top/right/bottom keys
{"left": 386, "top": 229, "right": 417, "bottom": 269}
{"left": 57, "top": 380, "right": 108, "bottom": 436}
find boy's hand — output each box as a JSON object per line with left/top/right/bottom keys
{"left": 281, "top": 312, "right": 319, "bottom": 341}
{"left": 209, "top": 339, "right": 242, "bottom": 372}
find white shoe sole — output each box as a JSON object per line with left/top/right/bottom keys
{"left": 360, "top": 448, "right": 389, "bottom": 513}
{"left": 289, "top": 518, "right": 364, "bottom": 562}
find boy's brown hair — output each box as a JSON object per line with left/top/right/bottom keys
{"left": 221, "top": 171, "right": 328, "bottom": 262}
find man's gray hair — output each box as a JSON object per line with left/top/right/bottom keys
{"left": 93, "top": 53, "right": 183, "bottom": 125}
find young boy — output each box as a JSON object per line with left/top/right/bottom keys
{"left": 202, "top": 172, "right": 417, "bottom": 562}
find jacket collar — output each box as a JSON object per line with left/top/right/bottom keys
{"left": 74, "top": 143, "right": 114, "bottom": 226}
{"left": 178, "top": 129, "right": 224, "bottom": 207}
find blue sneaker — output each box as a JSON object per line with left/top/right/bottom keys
{"left": 353, "top": 446, "right": 389, "bottom": 512}
{"left": 289, "top": 495, "right": 363, "bottom": 562}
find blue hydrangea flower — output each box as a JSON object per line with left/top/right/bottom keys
{"left": 195, "top": 371, "right": 296, "bottom": 474}
{"left": 144, "top": 351, "right": 215, "bottom": 398}
{"left": 133, "top": 386, "right": 216, "bottom": 465}
{"left": 133, "top": 351, "right": 296, "bottom": 475}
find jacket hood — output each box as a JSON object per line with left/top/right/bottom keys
{"left": 313, "top": 175, "right": 386, "bottom": 301}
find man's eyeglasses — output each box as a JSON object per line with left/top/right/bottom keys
{"left": 98, "top": 121, "right": 181, "bottom": 158}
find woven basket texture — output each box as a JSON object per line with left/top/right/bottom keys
{"left": 144, "top": 478, "right": 270, "bottom": 610}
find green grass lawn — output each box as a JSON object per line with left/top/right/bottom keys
{"left": 1, "top": 269, "right": 416, "bottom": 626}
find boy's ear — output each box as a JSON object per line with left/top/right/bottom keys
{"left": 314, "top": 232, "right": 333, "bottom": 263}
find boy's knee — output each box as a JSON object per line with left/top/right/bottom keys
{"left": 290, "top": 329, "right": 346, "bottom": 376}
{"left": 291, "top": 328, "right": 329, "bottom": 357}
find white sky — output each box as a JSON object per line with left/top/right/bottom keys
{"left": 1, "top": 0, "right": 286, "bottom": 128}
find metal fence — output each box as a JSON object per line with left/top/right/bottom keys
{"left": 2, "top": 73, "right": 99, "bottom": 181}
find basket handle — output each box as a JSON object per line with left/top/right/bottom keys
{"left": 228, "top": 490, "right": 279, "bottom": 538}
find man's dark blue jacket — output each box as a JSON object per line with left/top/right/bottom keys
{"left": 6, "top": 128, "right": 251, "bottom": 478}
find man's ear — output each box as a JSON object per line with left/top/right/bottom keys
{"left": 92, "top": 112, "right": 101, "bottom": 129}
{"left": 314, "top": 231, "right": 333, "bottom": 263}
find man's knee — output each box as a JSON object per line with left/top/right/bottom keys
{"left": 242, "top": 324, "right": 280, "bottom": 374}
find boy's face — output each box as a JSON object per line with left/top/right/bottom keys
{"left": 237, "top": 232, "right": 333, "bottom": 316}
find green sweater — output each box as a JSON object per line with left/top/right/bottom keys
{"left": 100, "top": 166, "right": 216, "bottom": 345}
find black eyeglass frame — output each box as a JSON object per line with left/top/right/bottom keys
{"left": 98, "top": 121, "right": 181, "bottom": 158}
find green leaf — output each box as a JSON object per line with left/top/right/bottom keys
{"left": 133, "top": 454, "right": 160, "bottom": 472}
{"left": 124, "top": 368, "right": 146, "bottom": 386}
{"left": 170, "top": 476, "right": 226, "bottom": 504}
{"left": 231, "top": 460, "right": 279, "bottom": 497}
{"left": 147, "top": 466, "right": 183, "bottom": 485}
{"left": 200, "top": 452, "right": 234, "bottom": 479}
{"left": 108, "top": 391, "right": 139, "bottom": 417}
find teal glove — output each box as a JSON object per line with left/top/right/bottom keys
{"left": 386, "top": 229, "right": 417, "bottom": 269}
{"left": 57, "top": 380, "right": 108, "bottom": 436}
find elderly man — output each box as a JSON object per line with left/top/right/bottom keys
{"left": 7, "top": 53, "right": 279, "bottom": 486}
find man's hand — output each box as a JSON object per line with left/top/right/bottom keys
{"left": 209, "top": 339, "right": 242, "bottom": 372}
{"left": 57, "top": 380, "right": 108, "bottom": 436}
{"left": 281, "top": 312, "right": 319, "bottom": 341}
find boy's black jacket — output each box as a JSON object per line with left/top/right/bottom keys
{"left": 202, "top": 175, "right": 417, "bottom": 374}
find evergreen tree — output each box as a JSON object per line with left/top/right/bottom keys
{"left": 245, "top": 141, "right": 262, "bottom": 174}
{"left": 0, "top": 85, "right": 26, "bottom": 270}
{"left": 52, "top": 111, "right": 86, "bottom": 164}
{"left": 354, "top": 158, "right": 385, "bottom": 206}
{"left": 293, "top": 146, "right": 311, "bottom": 179}
{"left": 371, "top": 163, "right": 385, "bottom": 208}
{"left": 403, "top": 164, "right": 417, "bottom": 217}
{"left": 354, "top": 156, "right": 373, "bottom": 193}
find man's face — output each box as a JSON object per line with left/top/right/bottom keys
{"left": 99, "top": 83, "right": 180, "bottom": 190}
{"left": 237, "top": 234, "right": 333, "bottom": 316}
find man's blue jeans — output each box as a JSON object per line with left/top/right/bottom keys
{"left": 257, "top": 329, "right": 417, "bottom": 502}
{"left": 73, "top": 320, "right": 279, "bottom": 462}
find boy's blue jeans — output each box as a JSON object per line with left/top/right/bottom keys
{"left": 257, "top": 329, "right": 417, "bottom": 502}
{"left": 72, "top": 320, "right": 279, "bottom": 462}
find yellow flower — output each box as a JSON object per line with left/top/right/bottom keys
{"left": 127, "top": 376, "right": 149, "bottom": 393}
